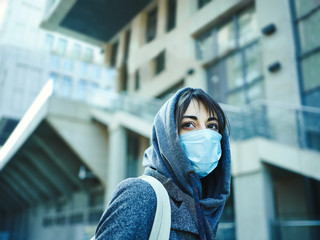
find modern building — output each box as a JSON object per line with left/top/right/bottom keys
{"left": 0, "top": 0, "right": 319, "bottom": 239}
{"left": 0, "top": 0, "right": 115, "bottom": 145}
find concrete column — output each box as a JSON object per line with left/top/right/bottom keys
{"left": 234, "top": 167, "right": 275, "bottom": 240}
{"left": 176, "top": 0, "right": 197, "bottom": 25}
{"left": 231, "top": 119, "right": 279, "bottom": 240}
{"left": 157, "top": 0, "right": 167, "bottom": 38}
{"left": 105, "top": 124, "right": 127, "bottom": 204}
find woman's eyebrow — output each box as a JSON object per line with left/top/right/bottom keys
{"left": 208, "top": 117, "right": 218, "bottom": 121}
{"left": 182, "top": 115, "right": 198, "bottom": 120}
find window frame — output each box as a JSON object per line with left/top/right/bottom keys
{"left": 166, "top": 0, "right": 177, "bottom": 32}
{"left": 146, "top": 7, "right": 158, "bottom": 43}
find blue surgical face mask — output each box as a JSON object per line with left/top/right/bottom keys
{"left": 180, "top": 129, "right": 222, "bottom": 178}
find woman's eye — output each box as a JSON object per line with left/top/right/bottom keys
{"left": 182, "top": 122, "right": 195, "bottom": 129}
{"left": 207, "top": 123, "right": 218, "bottom": 131}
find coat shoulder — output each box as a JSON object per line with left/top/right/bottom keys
{"left": 95, "top": 178, "right": 157, "bottom": 240}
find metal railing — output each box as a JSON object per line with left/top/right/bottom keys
{"left": 59, "top": 88, "right": 320, "bottom": 152}
{"left": 224, "top": 100, "right": 320, "bottom": 151}
{"left": 272, "top": 220, "right": 320, "bottom": 240}
{"left": 104, "top": 93, "right": 320, "bottom": 152}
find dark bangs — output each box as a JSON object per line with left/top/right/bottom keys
{"left": 175, "top": 88, "right": 228, "bottom": 134}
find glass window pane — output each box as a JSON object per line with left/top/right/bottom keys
{"left": 57, "top": 39, "right": 67, "bottom": 55}
{"left": 83, "top": 47, "right": 93, "bottom": 62}
{"left": 110, "top": 41, "right": 119, "bottom": 67}
{"left": 44, "top": 34, "right": 54, "bottom": 51}
{"left": 76, "top": 80, "right": 87, "bottom": 100}
{"left": 239, "top": 8, "right": 259, "bottom": 46}
{"left": 90, "top": 82, "right": 99, "bottom": 95}
{"left": 167, "top": 0, "right": 177, "bottom": 32}
{"left": 198, "top": 0, "right": 212, "bottom": 9}
{"left": 89, "top": 82, "right": 99, "bottom": 102}
{"left": 207, "top": 62, "right": 227, "bottom": 103}
{"left": 301, "top": 52, "right": 320, "bottom": 91}
{"left": 80, "top": 62, "right": 87, "bottom": 76}
{"left": 244, "top": 43, "right": 263, "bottom": 83}
{"left": 61, "top": 76, "right": 72, "bottom": 97}
{"left": 217, "top": 20, "right": 236, "bottom": 55}
{"left": 154, "top": 51, "right": 165, "bottom": 75}
{"left": 196, "top": 31, "right": 215, "bottom": 60}
{"left": 63, "top": 59, "right": 74, "bottom": 71}
{"left": 294, "top": 0, "right": 320, "bottom": 18}
{"left": 49, "top": 73, "right": 59, "bottom": 94}
{"left": 247, "top": 80, "right": 264, "bottom": 102}
{"left": 72, "top": 44, "right": 81, "bottom": 59}
{"left": 50, "top": 55, "right": 60, "bottom": 68}
{"left": 298, "top": 9, "right": 320, "bottom": 53}
{"left": 146, "top": 7, "right": 158, "bottom": 42}
{"left": 225, "top": 52, "right": 244, "bottom": 89}
{"left": 91, "top": 65, "right": 101, "bottom": 78}
{"left": 227, "top": 89, "right": 246, "bottom": 106}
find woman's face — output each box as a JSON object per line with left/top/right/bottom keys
{"left": 179, "top": 99, "right": 219, "bottom": 135}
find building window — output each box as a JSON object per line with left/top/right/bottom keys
{"left": 124, "top": 30, "right": 131, "bottom": 61}
{"left": 44, "top": 34, "right": 54, "bottom": 51}
{"left": 146, "top": 7, "right": 158, "bottom": 43}
{"left": 291, "top": 0, "right": 320, "bottom": 150}
{"left": 56, "top": 199, "right": 67, "bottom": 213}
{"left": 43, "top": 217, "right": 53, "bottom": 227}
{"left": 89, "top": 191, "right": 104, "bottom": 207}
{"left": 196, "top": 7, "right": 258, "bottom": 61}
{"left": 79, "top": 62, "right": 88, "bottom": 76}
{"left": 76, "top": 80, "right": 87, "bottom": 100}
{"left": 167, "top": 0, "right": 177, "bottom": 32}
{"left": 72, "top": 44, "right": 81, "bottom": 59}
{"left": 204, "top": 7, "right": 262, "bottom": 106}
{"left": 56, "top": 38, "right": 67, "bottom": 55}
{"left": 110, "top": 41, "right": 119, "bottom": 67}
{"left": 291, "top": 0, "right": 320, "bottom": 108}
{"left": 50, "top": 55, "right": 60, "bottom": 68}
{"left": 89, "top": 82, "right": 99, "bottom": 98}
{"left": 154, "top": 51, "right": 166, "bottom": 75}
{"left": 120, "top": 64, "right": 128, "bottom": 91}
{"left": 61, "top": 76, "right": 72, "bottom": 97}
{"left": 55, "top": 216, "right": 66, "bottom": 226}
{"left": 91, "top": 65, "right": 101, "bottom": 79}
{"left": 198, "top": 0, "right": 212, "bottom": 9}
{"left": 83, "top": 47, "right": 93, "bottom": 62}
{"left": 135, "top": 70, "right": 140, "bottom": 90}
{"left": 156, "top": 80, "right": 184, "bottom": 100}
{"left": 126, "top": 130, "right": 141, "bottom": 178}
{"left": 63, "top": 59, "right": 74, "bottom": 72}
{"left": 0, "top": 118, "right": 19, "bottom": 146}
{"left": 268, "top": 164, "right": 320, "bottom": 237}
{"left": 70, "top": 213, "right": 83, "bottom": 224}
{"left": 49, "top": 72, "right": 59, "bottom": 94}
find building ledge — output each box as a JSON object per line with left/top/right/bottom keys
{"left": 40, "top": 0, "right": 153, "bottom": 44}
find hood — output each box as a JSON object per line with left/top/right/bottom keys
{"left": 142, "top": 87, "right": 231, "bottom": 216}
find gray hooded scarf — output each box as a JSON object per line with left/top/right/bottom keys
{"left": 143, "top": 87, "right": 231, "bottom": 239}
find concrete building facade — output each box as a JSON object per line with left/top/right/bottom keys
{"left": 0, "top": 0, "right": 319, "bottom": 239}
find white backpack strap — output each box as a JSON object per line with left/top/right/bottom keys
{"left": 139, "top": 175, "right": 171, "bottom": 240}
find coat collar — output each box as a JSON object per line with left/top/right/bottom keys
{"left": 145, "top": 169, "right": 199, "bottom": 235}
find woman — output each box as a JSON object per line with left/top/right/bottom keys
{"left": 95, "top": 88, "right": 231, "bottom": 239}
